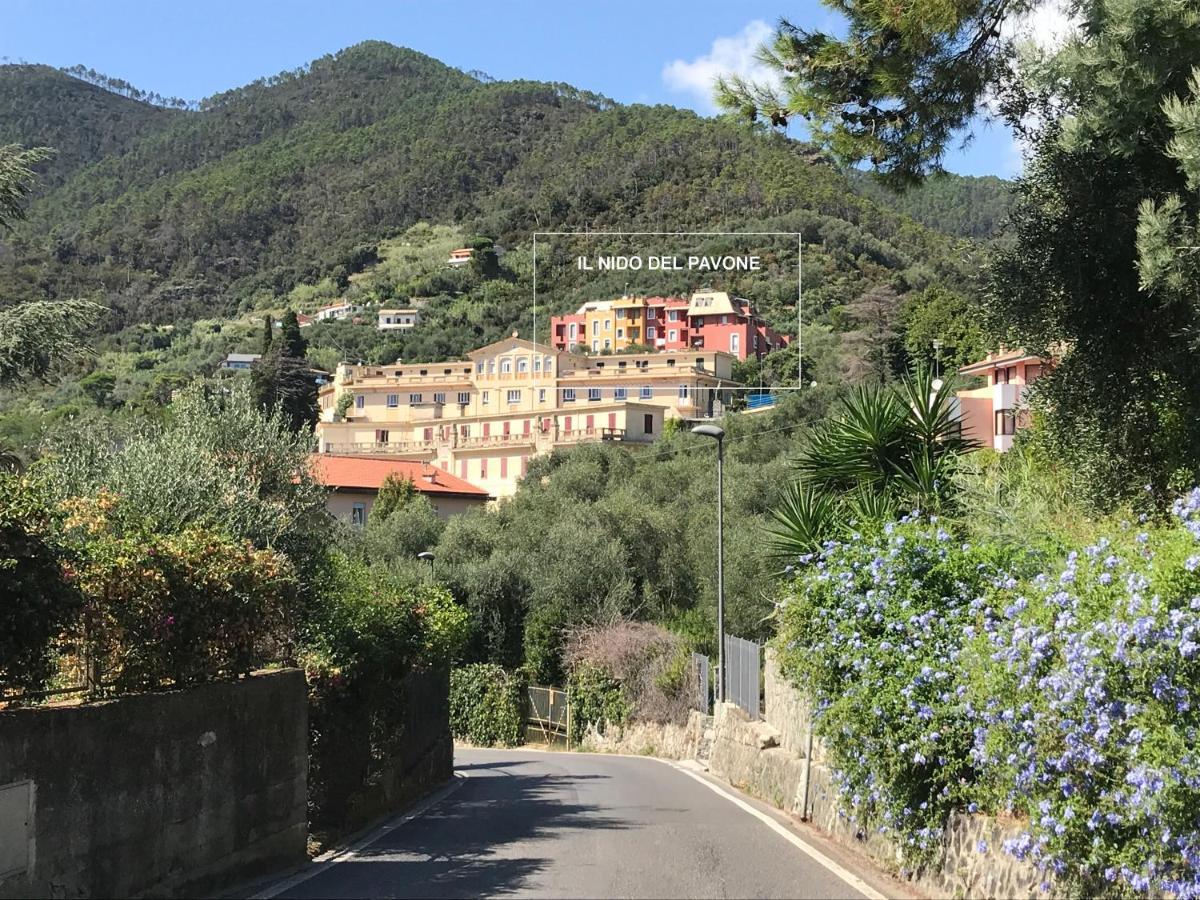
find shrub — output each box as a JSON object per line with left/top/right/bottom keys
{"left": 777, "top": 491, "right": 1200, "bottom": 897}
{"left": 567, "top": 661, "right": 630, "bottom": 744}
{"left": 565, "top": 621, "right": 695, "bottom": 724}
{"left": 776, "top": 517, "right": 1011, "bottom": 865}
{"left": 0, "top": 473, "right": 80, "bottom": 693}
{"left": 302, "top": 553, "right": 462, "bottom": 829}
{"left": 60, "top": 493, "right": 295, "bottom": 691}
{"left": 449, "top": 663, "right": 525, "bottom": 747}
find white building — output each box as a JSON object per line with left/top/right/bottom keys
{"left": 378, "top": 308, "right": 422, "bottom": 331}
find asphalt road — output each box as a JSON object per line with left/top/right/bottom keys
{"left": 261, "top": 747, "right": 891, "bottom": 899}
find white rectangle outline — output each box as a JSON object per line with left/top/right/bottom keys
{"left": 531, "top": 232, "right": 802, "bottom": 392}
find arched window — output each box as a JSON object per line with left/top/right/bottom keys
{"left": 501, "top": 358, "right": 512, "bottom": 374}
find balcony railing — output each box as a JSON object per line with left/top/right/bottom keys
{"left": 456, "top": 432, "right": 537, "bottom": 449}
{"left": 322, "top": 440, "right": 438, "bottom": 455}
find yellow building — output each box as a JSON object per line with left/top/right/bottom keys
{"left": 314, "top": 335, "right": 737, "bottom": 497}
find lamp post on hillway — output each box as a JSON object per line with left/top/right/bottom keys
{"left": 417, "top": 551, "right": 435, "bottom": 582}
{"left": 692, "top": 423, "right": 726, "bottom": 704}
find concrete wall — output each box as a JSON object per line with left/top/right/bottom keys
{"left": 0, "top": 670, "right": 308, "bottom": 899}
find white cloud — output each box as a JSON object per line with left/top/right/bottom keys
{"left": 662, "top": 20, "right": 779, "bottom": 114}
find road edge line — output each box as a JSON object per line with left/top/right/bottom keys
{"left": 250, "top": 774, "right": 466, "bottom": 899}
{"left": 667, "top": 763, "right": 889, "bottom": 900}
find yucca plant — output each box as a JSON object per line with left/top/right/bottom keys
{"left": 770, "top": 366, "right": 975, "bottom": 565}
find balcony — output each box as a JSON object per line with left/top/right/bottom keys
{"left": 993, "top": 383, "right": 1023, "bottom": 411}
{"left": 456, "top": 432, "right": 537, "bottom": 449}
{"left": 322, "top": 440, "right": 437, "bottom": 455}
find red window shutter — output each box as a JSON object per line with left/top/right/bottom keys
{"left": 504, "top": 421, "right": 511, "bottom": 435}
{"left": 586, "top": 415, "right": 594, "bottom": 431}
{"left": 423, "top": 427, "right": 433, "bottom": 441}
{"left": 480, "top": 458, "right": 487, "bottom": 477}
{"left": 501, "top": 457, "right": 508, "bottom": 478}
{"left": 459, "top": 460, "right": 466, "bottom": 478}
{"left": 608, "top": 413, "right": 617, "bottom": 429}
{"left": 524, "top": 419, "right": 531, "bottom": 435}
{"left": 483, "top": 422, "right": 490, "bottom": 437}
{"left": 521, "top": 455, "right": 528, "bottom": 476}
{"left": 564, "top": 416, "right": 572, "bottom": 432}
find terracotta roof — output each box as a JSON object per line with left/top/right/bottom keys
{"left": 958, "top": 348, "right": 1045, "bottom": 376}
{"left": 309, "top": 455, "right": 488, "bottom": 496}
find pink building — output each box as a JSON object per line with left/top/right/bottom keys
{"left": 549, "top": 291, "right": 788, "bottom": 360}
{"left": 955, "top": 349, "right": 1048, "bottom": 451}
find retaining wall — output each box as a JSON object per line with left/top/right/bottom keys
{"left": 0, "top": 670, "right": 308, "bottom": 899}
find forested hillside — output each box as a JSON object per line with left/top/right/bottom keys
{"left": 0, "top": 40, "right": 1001, "bottom": 438}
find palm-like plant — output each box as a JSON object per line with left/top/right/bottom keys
{"left": 770, "top": 366, "right": 975, "bottom": 564}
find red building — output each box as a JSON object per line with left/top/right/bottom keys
{"left": 549, "top": 291, "right": 788, "bottom": 360}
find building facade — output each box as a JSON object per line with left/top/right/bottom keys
{"left": 378, "top": 308, "right": 422, "bottom": 331}
{"left": 955, "top": 349, "right": 1048, "bottom": 452}
{"left": 310, "top": 455, "right": 489, "bottom": 524}
{"left": 550, "top": 291, "right": 788, "bottom": 360}
{"left": 314, "top": 335, "right": 737, "bottom": 497}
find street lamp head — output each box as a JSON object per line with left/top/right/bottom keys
{"left": 417, "top": 551, "right": 435, "bottom": 562}
{"left": 691, "top": 424, "right": 725, "bottom": 441}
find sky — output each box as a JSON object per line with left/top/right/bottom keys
{"left": 3, "top": 0, "right": 1021, "bottom": 178}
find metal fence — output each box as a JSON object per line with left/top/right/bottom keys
{"left": 690, "top": 652, "right": 711, "bottom": 714}
{"left": 526, "top": 684, "right": 570, "bottom": 744}
{"left": 723, "top": 634, "right": 761, "bottom": 719}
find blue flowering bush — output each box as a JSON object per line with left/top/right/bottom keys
{"left": 776, "top": 489, "right": 1200, "bottom": 897}
{"left": 776, "top": 517, "right": 1015, "bottom": 862}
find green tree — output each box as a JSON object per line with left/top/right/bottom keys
{"left": 79, "top": 371, "right": 117, "bottom": 407}
{"left": 902, "top": 286, "right": 987, "bottom": 371}
{"left": 250, "top": 347, "right": 318, "bottom": 433}
{"left": 727, "top": 0, "right": 1200, "bottom": 504}
{"left": 261, "top": 313, "right": 274, "bottom": 355}
{"left": 280, "top": 310, "right": 307, "bottom": 359}
{"left": 371, "top": 473, "right": 417, "bottom": 523}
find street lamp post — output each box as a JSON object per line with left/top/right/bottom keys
{"left": 691, "top": 424, "right": 726, "bottom": 704}
{"left": 417, "top": 551, "right": 435, "bottom": 582}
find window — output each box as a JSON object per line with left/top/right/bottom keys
{"left": 592, "top": 339, "right": 599, "bottom": 352}
{"left": 696, "top": 357, "right": 705, "bottom": 370}
{"left": 721, "top": 314, "right": 729, "bottom": 325}
{"left": 647, "top": 308, "right": 657, "bottom": 320}
{"left": 533, "top": 357, "right": 541, "bottom": 372}
{"left": 538, "top": 388, "right": 547, "bottom": 403}
{"left": 386, "top": 393, "right": 398, "bottom": 408}
{"left": 570, "top": 323, "right": 578, "bottom": 340}
{"left": 604, "top": 319, "right": 612, "bottom": 331}
{"left": 678, "top": 384, "right": 690, "bottom": 400}
{"left": 617, "top": 327, "right": 624, "bottom": 339}
{"left": 375, "top": 429, "right": 389, "bottom": 444}
{"left": 423, "top": 427, "right": 434, "bottom": 441}
{"left": 501, "top": 457, "right": 508, "bottom": 478}
{"left": 603, "top": 339, "right": 611, "bottom": 350}
{"left": 351, "top": 503, "right": 366, "bottom": 527}
{"left": 640, "top": 385, "right": 652, "bottom": 399}
{"left": 518, "top": 358, "right": 528, "bottom": 373}
{"left": 483, "top": 423, "right": 490, "bottom": 437}
{"left": 476, "top": 361, "right": 484, "bottom": 374}
{"left": 614, "top": 387, "right": 627, "bottom": 400}
{"left": 409, "top": 393, "right": 422, "bottom": 404}
{"left": 457, "top": 391, "right": 470, "bottom": 405}
{"left": 544, "top": 356, "right": 553, "bottom": 372}
{"left": 523, "top": 419, "right": 531, "bottom": 434}
{"left": 588, "top": 387, "right": 602, "bottom": 401}
{"left": 433, "top": 392, "right": 445, "bottom": 404}
{"left": 585, "top": 415, "right": 595, "bottom": 431}
{"left": 995, "top": 410, "right": 1017, "bottom": 436}
{"left": 668, "top": 330, "right": 677, "bottom": 342}
{"left": 729, "top": 333, "right": 740, "bottom": 355}
{"left": 482, "top": 391, "right": 490, "bottom": 405}
{"left": 647, "top": 326, "right": 656, "bottom": 340}
{"left": 644, "top": 413, "right": 654, "bottom": 435}
{"left": 460, "top": 424, "right": 471, "bottom": 437}
{"left": 669, "top": 309, "right": 681, "bottom": 321}
{"left": 507, "top": 389, "right": 521, "bottom": 404}
{"left": 459, "top": 460, "right": 467, "bottom": 478}
{"left": 355, "top": 395, "right": 365, "bottom": 410}
{"left": 693, "top": 316, "right": 703, "bottom": 327}
{"left": 592, "top": 320, "right": 599, "bottom": 336}
{"left": 1025, "top": 364, "right": 1042, "bottom": 384}
{"left": 562, "top": 388, "right": 576, "bottom": 402}
{"left": 480, "top": 458, "right": 488, "bottom": 479}
{"left": 500, "top": 358, "right": 512, "bottom": 374}
{"left": 487, "top": 360, "right": 495, "bottom": 374}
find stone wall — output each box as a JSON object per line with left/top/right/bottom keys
{"left": 0, "top": 670, "right": 308, "bottom": 899}
{"left": 578, "top": 711, "right": 707, "bottom": 760}
{"left": 711, "top": 649, "right": 1044, "bottom": 899}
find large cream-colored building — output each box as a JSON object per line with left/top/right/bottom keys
{"left": 315, "top": 334, "right": 738, "bottom": 497}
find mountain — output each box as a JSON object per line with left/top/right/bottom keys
{"left": 0, "top": 41, "right": 999, "bottom": 396}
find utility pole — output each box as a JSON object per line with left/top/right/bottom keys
{"left": 692, "top": 424, "right": 726, "bottom": 703}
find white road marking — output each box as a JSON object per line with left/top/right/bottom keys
{"left": 251, "top": 775, "right": 466, "bottom": 899}
{"left": 666, "top": 762, "right": 889, "bottom": 900}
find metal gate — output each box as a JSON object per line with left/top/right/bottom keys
{"left": 526, "top": 684, "right": 570, "bottom": 745}
{"left": 723, "top": 634, "right": 761, "bottom": 719}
